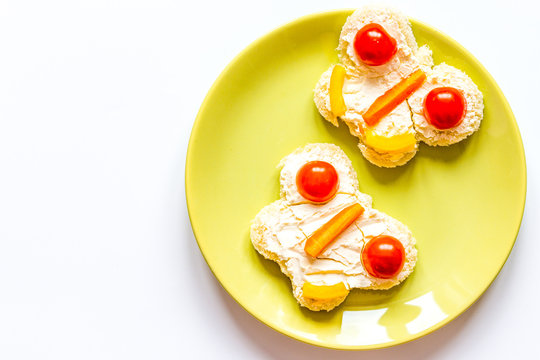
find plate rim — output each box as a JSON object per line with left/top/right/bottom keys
{"left": 185, "top": 9, "right": 527, "bottom": 350}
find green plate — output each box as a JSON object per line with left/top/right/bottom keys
{"left": 186, "top": 10, "right": 526, "bottom": 349}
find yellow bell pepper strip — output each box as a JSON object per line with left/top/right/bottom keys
{"left": 302, "top": 282, "right": 349, "bottom": 300}
{"left": 363, "top": 69, "right": 426, "bottom": 126}
{"left": 329, "top": 64, "right": 347, "bottom": 117}
{"left": 364, "top": 130, "right": 417, "bottom": 153}
{"left": 304, "top": 203, "right": 364, "bottom": 258}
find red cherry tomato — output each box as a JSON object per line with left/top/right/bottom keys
{"left": 361, "top": 235, "right": 405, "bottom": 279}
{"left": 423, "top": 87, "right": 467, "bottom": 129}
{"left": 354, "top": 23, "right": 397, "bottom": 66}
{"left": 296, "top": 161, "right": 339, "bottom": 203}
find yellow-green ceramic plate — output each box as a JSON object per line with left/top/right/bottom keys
{"left": 186, "top": 10, "right": 526, "bottom": 350}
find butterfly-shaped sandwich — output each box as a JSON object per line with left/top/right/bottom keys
{"left": 314, "top": 6, "right": 484, "bottom": 167}
{"left": 251, "top": 144, "right": 417, "bottom": 311}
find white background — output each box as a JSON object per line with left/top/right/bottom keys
{"left": 0, "top": 0, "right": 538, "bottom": 358}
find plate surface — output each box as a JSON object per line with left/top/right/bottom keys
{"left": 186, "top": 10, "right": 526, "bottom": 349}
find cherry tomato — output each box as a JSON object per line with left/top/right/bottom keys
{"left": 361, "top": 235, "right": 405, "bottom": 279}
{"left": 354, "top": 23, "right": 397, "bottom": 66}
{"left": 423, "top": 87, "right": 467, "bottom": 129}
{"left": 296, "top": 161, "right": 339, "bottom": 203}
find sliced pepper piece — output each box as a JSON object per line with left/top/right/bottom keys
{"left": 364, "top": 130, "right": 417, "bottom": 153}
{"left": 329, "top": 64, "right": 347, "bottom": 117}
{"left": 304, "top": 203, "right": 364, "bottom": 258}
{"left": 363, "top": 69, "right": 426, "bottom": 126}
{"left": 302, "top": 282, "right": 349, "bottom": 300}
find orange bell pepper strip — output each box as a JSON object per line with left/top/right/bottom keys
{"left": 304, "top": 203, "right": 364, "bottom": 258}
{"left": 302, "top": 282, "right": 349, "bottom": 300}
{"left": 363, "top": 69, "right": 426, "bottom": 126}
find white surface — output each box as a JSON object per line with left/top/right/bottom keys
{"left": 0, "top": 0, "right": 538, "bottom": 358}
